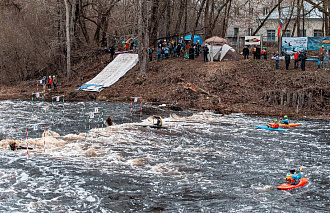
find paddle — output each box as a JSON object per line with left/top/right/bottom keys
{"left": 297, "top": 165, "right": 303, "bottom": 172}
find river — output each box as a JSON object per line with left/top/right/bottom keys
{"left": 0, "top": 99, "right": 329, "bottom": 212}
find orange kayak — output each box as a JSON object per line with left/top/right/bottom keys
{"left": 268, "top": 123, "right": 300, "bottom": 127}
{"left": 277, "top": 178, "right": 308, "bottom": 190}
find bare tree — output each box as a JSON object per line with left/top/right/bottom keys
{"left": 137, "top": 0, "right": 150, "bottom": 74}
{"left": 64, "top": 0, "right": 71, "bottom": 78}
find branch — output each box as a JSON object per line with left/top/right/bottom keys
{"left": 252, "top": 0, "right": 284, "bottom": 36}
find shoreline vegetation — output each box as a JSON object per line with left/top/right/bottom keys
{"left": 0, "top": 53, "right": 329, "bottom": 121}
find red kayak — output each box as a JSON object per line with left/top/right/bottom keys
{"left": 276, "top": 178, "right": 308, "bottom": 190}
{"left": 269, "top": 123, "right": 300, "bottom": 127}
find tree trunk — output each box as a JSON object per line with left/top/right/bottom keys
{"left": 149, "top": 0, "right": 160, "bottom": 46}
{"left": 57, "top": 0, "right": 64, "bottom": 71}
{"left": 64, "top": 0, "right": 71, "bottom": 78}
{"left": 137, "top": 0, "right": 149, "bottom": 75}
{"left": 174, "top": 0, "right": 185, "bottom": 39}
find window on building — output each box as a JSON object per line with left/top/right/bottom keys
{"left": 299, "top": 30, "right": 306, "bottom": 37}
{"left": 234, "top": 28, "right": 239, "bottom": 38}
{"left": 248, "top": 28, "right": 253, "bottom": 36}
{"left": 314, "top": 30, "right": 323, "bottom": 37}
{"left": 263, "top": 7, "right": 268, "bottom": 16}
{"left": 249, "top": 7, "right": 253, "bottom": 16}
{"left": 234, "top": 7, "right": 239, "bottom": 16}
{"left": 267, "top": 30, "right": 275, "bottom": 41}
{"left": 283, "top": 30, "right": 291, "bottom": 37}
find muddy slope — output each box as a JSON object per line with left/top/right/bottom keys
{"left": 1, "top": 53, "right": 329, "bottom": 119}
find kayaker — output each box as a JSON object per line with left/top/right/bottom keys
{"left": 269, "top": 119, "right": 279, "bottom": 129}
{"left": 281, "top": 115, "right": 289, "bottom": 124}
{"left": 153, "top": 116, "right": 162, "bottom": 126}
{"left": 286, "top": 168, "right": 302, "bottom": 185}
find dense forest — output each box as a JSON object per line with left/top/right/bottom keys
{"left": 1, "top": 0, "right": 330, "bottom": 84}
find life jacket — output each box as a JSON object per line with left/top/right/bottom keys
{"left": 294, "top": 53, "right": 299, "bottom": 60}
{"left": 270, "top": 123, "right": 279, "bottom": 128}
{"left": 286, "top": 174, "right": 295, "bottom": 184}
{"left": 261, "top": 49, "right": 266, "bottom": 55}
{"left": 49, "top": 78, "right": 53, "bottom": 85}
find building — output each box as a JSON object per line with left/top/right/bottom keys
{"left": 226, "top": 0, "right": 324, "bottom": 46}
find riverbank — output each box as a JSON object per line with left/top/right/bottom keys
{"left": 0, "top": 53, "right": 329, "bottom": 120}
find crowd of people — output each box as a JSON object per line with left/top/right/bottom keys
{"left": 42, "top": 75, "right": 57, "bottom": 91}
{"left": 242, "top": 44, "right": 330, "bottom": 71}
{"left": 148, "top": 39, "right": 210, "bottom": 62}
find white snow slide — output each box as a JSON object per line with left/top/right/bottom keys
{"left": 77, "top": 53, "right": 139, "bottom": 92}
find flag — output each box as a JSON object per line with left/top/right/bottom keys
{"left": 279, "top": 19, "right": 284, "bottom": 28}
{"left": 278, "top": 26, "right": 281, "bottom": 37}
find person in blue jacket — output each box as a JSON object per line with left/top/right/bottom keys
{"left": 281, "top": 115, "right": 289, "bottom": 124}
{"left": 286, "top": 168, "right": 302, "bottom": 185}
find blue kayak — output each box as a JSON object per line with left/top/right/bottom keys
{"left": 256, "top": 125, "right": 290, "bottom": 131}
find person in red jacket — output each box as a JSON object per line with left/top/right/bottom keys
{"left": 269, "top": 119, "right": 279, "bottom": 129}
{"left": 48, "top": 75, "right": 52, "bottom": 89}
{"left": 294, "top": 51, "right": 300, "bottom": 69}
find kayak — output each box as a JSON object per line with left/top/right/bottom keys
{"left": 268, "top": 123, "right": 300, "bottom": 127}
{"left": 135, "top": 125, "right": 168, "bottom": 129}
{"left": 256, "top": 125, "right": 290, "bottom": 131}
{"left": 277, "top": 178, "right": 308, "bottom": 190}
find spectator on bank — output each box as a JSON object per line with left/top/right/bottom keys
{"left": 176, "top": 43, "right": 182, "bottom": 57}
{"left": 284, "top": 52, "right": 290, "bottom": 70}
{"left": 324, "top": 51, "right": 329, "bottom": 70}
{"left": 149, "top": 47, "right": 153, "bottom": 61}
{"left": 294, "top": 51, "right": 300, "bottom": 69}
{"left": 109, "top": 46, "right": 115, "bottom": 60}
{"left": 261, "top": 47, "right": 267, "bottom": 60}
{"left": 243, "top": 46, "right": 249, "bottom": 59}
{"left": 252, "top": 46, "right": 257, "bottom": 59}
{"left": 274, "top": 51, "right": 280, "bottom": 69}
{"left": 300, "top": 51, "right": 307, "bottom": 71}
{"left": 53, "top": 75, "right": 57, "bottom": 91}
{"left": 196, "top": 41, "right": 201, "bottom": 57}
{"left": 203, "top": 45, "right": 209, "bottom": 62}
{"left": 48, "top": 75, "right": 52, "bottom": 89}
{"left": 161, "top": 47, "right": 165, "bottom": 60}
{"left": 157, "top": 48, "right": 161, "bottom": 61}
{"left": 319, "top": 49, "right": 325, "bottom": 69}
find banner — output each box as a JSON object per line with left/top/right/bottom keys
{"left": 282, "top": 37, "right": 307, "bottom": 53}
{"left": 244, "top": 36, "right": 261, "bottom": 45}
{"left": 307, "top": 37, "right": 330, "bottom": 51}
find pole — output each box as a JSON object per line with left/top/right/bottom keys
{"left": 169, "top": 125, "right": 172, "bottom": 155}
{"left": 43, "top": 125, "right": 46, "bottom": 152}
{"left": 140, "top": 99, "right": 142, "bottom": 120}
{"left": 181, "top": 124, "right": 184, "bottom": 149}
{"left": 130, "top": 99, "right": 133, "bottom": 121}
{"left": 278, "top": 0, "right": 282, "bottom": 54}
{"left": 26, "top": 128, "right": 29, "bottom": 155}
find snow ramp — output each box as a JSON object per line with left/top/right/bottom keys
{"left": 77, "top": 53, "right": 138, "bottom": 92}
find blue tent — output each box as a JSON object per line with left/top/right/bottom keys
{"left": 184, "top": 34, "right": 203, "bottom": 45}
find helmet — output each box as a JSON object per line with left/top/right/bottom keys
{"left": 322, "top": 45, "right": 324, "bottom": 47}
{"left": 284, "top": 115, "right": 288, "bottom": 119}
{"left": 274, "top": 119, "right": 278, "bottom": 122}
{"left": 263, "top": 47, "right": 265, "bottom": 49}
{"left": 289, "top": 169, "right": 295, "bottom": 174}
{"left": 49, "top": 76, "right": 51, "bottom": 78}
{"left": 53, "top": 75, "right": 55, "bottom": 78}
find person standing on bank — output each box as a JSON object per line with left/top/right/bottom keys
{"left": 243, "top": 46, "right": 249, "bottom": 59}
{"left": 53, "top": 75, "right": 57, "bottom": 91}
{"left": 300, "top": 51, "right": 307, "bottom": 71}
{"left": 203, "top": 45, "right": 209, "bottom": 62}
{"left": 284, "top": 52, "right": 290, "bottom": 70}
{"left": 275, "top": 52, "right": 280, "bottom": 69}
